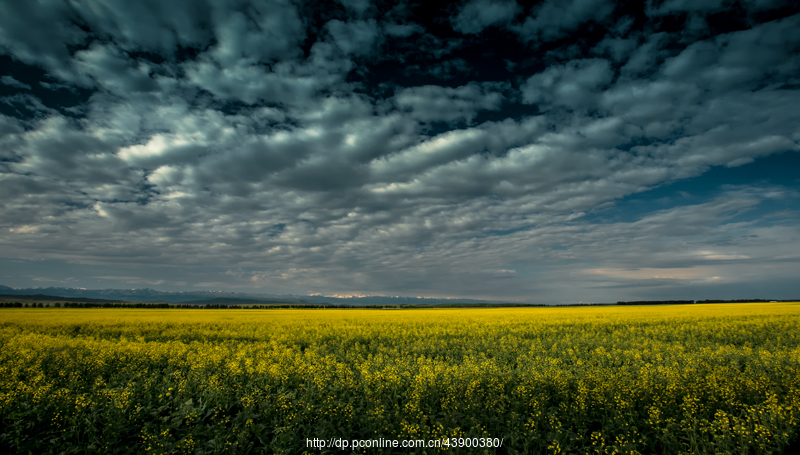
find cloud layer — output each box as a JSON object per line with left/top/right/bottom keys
{"left": 1, "top": 0, "right": 799, "bottom": 302}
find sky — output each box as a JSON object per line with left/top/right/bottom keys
{"left": 1, "top": 0, "right": 799, "bottom": 303}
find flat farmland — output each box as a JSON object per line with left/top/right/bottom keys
{"left": 1, "top": 303, "right": 799, "bottom": 454}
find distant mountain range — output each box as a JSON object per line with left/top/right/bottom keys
{"left": 0, "top": 285, "right": 502, "bottom": 305}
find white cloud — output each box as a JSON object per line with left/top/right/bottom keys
{"left": 522, "top": 59, "right": 613, "bottom": 110}
{"left": 208, "top": 2, "right": 305, "bottom": 66}
{"left": 118, "top": 134, "right": 206, "bottom": 165}
{"left": 370, "top": 128, "right": 488, "bottom": 180}
{"left": 8, "top": 225, "right": 39, "bottom": 234}
{"left": 394, "top": 83, "right": 504, "bottom": 123}
{"left": 72, "top": 43, "right": 160, "bottom": 93}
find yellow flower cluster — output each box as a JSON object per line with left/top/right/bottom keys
{"left": 0, "top": 302, "right": 798, "bottom": 454}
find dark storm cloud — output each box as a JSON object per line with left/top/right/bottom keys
{"left": 453, "top": 0, "right": 520, "bottom": 34}
{"left": 1, "top": 75, "right": 30, "bottom": 90}
{"left": 1, "top": 0, "right": 799, "bottom": 301}
{"left": 515, "top": 0, "right": 615, "bottom": 42}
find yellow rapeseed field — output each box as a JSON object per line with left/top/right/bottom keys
{"left": 1, "top": 303, "right": 799, "bottom": 454}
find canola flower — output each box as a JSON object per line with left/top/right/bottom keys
{"left": 0, "top": 303, "right": 798, "bottom": 454}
